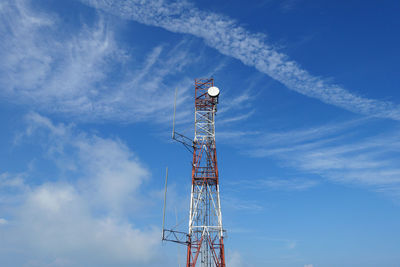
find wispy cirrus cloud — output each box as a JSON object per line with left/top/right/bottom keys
{"left": 0, "top": 0, "right": 201, "bottom": 123}
{"left": 223, "top": 196, "right": 264, "bottom": 212}
{"left": 236, "top": 119, "right": 400, "bottom": 198}
{"left": 0, "top": 0, "right": 257, "bottom": 127}
{"left": 228, "top": 177, "right": 319, "bottom": 192}
{"left": 80, "top": 0, "right": 400, "bottom": 120}
{"left": 259, "top": 178, "right": 318, "bottom": 191}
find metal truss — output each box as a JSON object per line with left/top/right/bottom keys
{"left": 163, "top": 79, "right": 226, "bottom": 267}
{"left": 186, "top": 78, "right": 225, "bottom": 267}
{"left": 162, "top": 229, "right": 189, "bottom": 245}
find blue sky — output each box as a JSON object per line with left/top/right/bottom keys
{"left": 0, "top": 0, "right": 400, "bottom": 266}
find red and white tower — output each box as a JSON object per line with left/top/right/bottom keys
{"left": 162, "top": 78, "right": 226, "bottom": 267}
{"left": 187, "top": 78, "right": 225, "bottom": 266}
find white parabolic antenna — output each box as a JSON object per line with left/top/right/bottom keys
{"left": 208, "top": 86, "right": 220, "bottom": 97}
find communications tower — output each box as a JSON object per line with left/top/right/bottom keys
{"left": 162, "top": 78, "right": 226, "bottom": 267}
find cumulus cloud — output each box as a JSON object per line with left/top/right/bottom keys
{"left": 0, "top": 113, "right": 162, "bottom": 266}
{"left": 80, "top": 0, "right": 400, "bottom": 120}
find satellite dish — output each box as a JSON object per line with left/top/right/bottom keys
{"left": 207, "top": 86, "right": 220, "bottom": 97}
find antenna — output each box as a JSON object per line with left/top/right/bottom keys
{"left": 171, "top": 87, "right": 194, "bottom": 153}
{"left": 164, "top": 87, "right": 192, "bottom": 244}
{"left": 162, "top": 167, "right": 188, "bottom": 245}
{"left": 175, "top": 207, "right": 182, "bottom": 267}
{"left": 207, "top": 86, "right": 220, "bottom": 97}
{"left": 172, "top": 88, "right": 177, "bottom": 139}
{"left": 162, "top": 166, "right": 168, "bottom": 240}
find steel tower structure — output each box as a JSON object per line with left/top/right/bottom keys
{"left": 162, "top": 78, "right": 226, "bottom": 267}
{"left": 187, "top": 78, "right": 225, "bottom": 266}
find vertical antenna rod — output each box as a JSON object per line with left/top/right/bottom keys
{"left": 172, "top": 88, "right": 178, "bottom": 139}
{"left": 172, "top": 87, "right": 193, "bottom": 152}
{"left": 162, "top": 166, "right": 169, "bottom": 240}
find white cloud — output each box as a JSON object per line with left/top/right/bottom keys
{"left": 280, "top": 0, "right": 302, "bottom": 12}
{"left": 287, "top": 240, "right": 297, "bottom": 249}
{"left": 8, "top": 182, "right": 160, "bottom": 266}
{"left": 80, "top": 0, "right": 400, "bottom": 120}
{"left": 304, "top": 264, "right": 313, "bottom": 267}
{"left": 24, "top": 112, "right": 152, "bottom": 214}
{"left": 218, "top": 110, "right": 255, "bottom": 125}
{"left": 228, "top": 177, "right": 318, "bottom": 192}
{"left": 223, "top": 196, "right": 263, "bottom": 212}
{"left": 260, "top": 178, "right": 318, "bottom": 191}
{"left": 227, "top": 251, "right": 245, "bottom": 267}
{"left": 0, "top": 0, "right": 198, "bottom": 123}
{"left": 241, "top": 119, "right": 400, "bottom": 197}
{"left": 0, "top": 113, "right": 162, "bottom": 266}
{"left": 0, "top": 218, "right": 7, "bottom": 225}
{"left": 0, "top": 172, "right": 26, "bottom": 189}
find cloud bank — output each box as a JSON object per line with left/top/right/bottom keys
{"left": 0, "top": 113, "right": 162, "bottom": 266}
{"left": 80, "top": 0, "right": 400, "bottom": 120}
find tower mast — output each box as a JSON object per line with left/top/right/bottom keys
{"left": 162, "top": 78, "right": 226, "bottom": 267}
{"left": 187, "top": 78, "right": 225, "bottom": 266}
